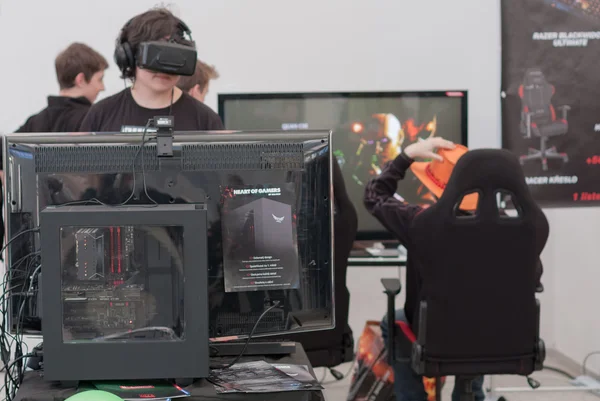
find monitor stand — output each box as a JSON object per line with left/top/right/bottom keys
{"left": 210, "top": 340, "right": 297, "bottom": 357}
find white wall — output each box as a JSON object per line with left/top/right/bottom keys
{"left": 0, "top": 0, "right": 502, "bottom": 143}
{"left": 541, "top": 208, "right": 600, "bottom": 374}
{"left": 0, "top": 0, "right": 598, "bottom": 373}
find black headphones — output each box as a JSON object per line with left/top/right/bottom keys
{"left": 114, "top": 16, "right": 194, "bottom": 77}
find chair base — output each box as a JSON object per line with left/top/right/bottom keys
{"left": 455, "top": 376, "right": 478, "bottom": 401}
{"left": 519, "top": 146, "right": 568, "bottom": 171}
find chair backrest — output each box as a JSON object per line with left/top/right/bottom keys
{"left": 409, "top": 149, "right": 548, "bottom": 363}
{"left": 520, "top": 68, "right": 556, "bottom": 125}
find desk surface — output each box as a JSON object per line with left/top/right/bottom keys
{"left": 15, "top": 343, "right": 324, "bottom": 401}
{"left": 348, "top": 255, "right": 407, "bottom": 266}
{"left": 348, "top": 244, "right": 408, "bottom": 267}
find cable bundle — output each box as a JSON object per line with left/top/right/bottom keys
{"left": 0, "top": 228, "right": 41, "bottom": 401}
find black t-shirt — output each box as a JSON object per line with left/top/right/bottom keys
{"left": 15, "top": 96, "right": 92, "bottom": 133}
{"left": 79, "top": 88, "right": 224, "bottom": 133}
{"left": 1, "top": 96, "right": 92, "bottom": 167}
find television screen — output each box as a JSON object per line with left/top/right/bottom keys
{"left": 219, "top": 92, "right": 468, "bottom": 239}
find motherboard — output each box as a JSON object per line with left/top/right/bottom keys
{"left": 62, "top": 226, "right": 154, "bottom": 340}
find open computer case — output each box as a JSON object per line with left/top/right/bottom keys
{"left": 40, "top": 203, "right": 209, "bottom": 382}
{"left": 2, "top": 130, "right": 334, "bottom": 382}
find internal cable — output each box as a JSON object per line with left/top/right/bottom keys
{"left": 52, "top": 118, "right": 159, "bottom": 208}
{"left": 210, "top": 301, "right": 281, "bottom": 370}
{"left": 583, "top": 351, "right": 600, "bottom": 376}
{"left": 141, "top": 120, "right": 159, "bottom": 206}
{"left": 0, "top": 228, "right": 39, "bottom": 258}
{"left": 118, "top": 134, "right": 145, "bottom": 205}
{"left": 0, "top": 231, "right": 40, "bottom": 401}
{"left": 320, "top": 359, "right": 357, "bottom": 385}
{"left": 54, "top": 119, "right": 158, "bottom": 207}
{"left": 543, "top": 365, "right": 576, "bottom": 380}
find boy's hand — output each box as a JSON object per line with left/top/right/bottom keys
{"left": 404, "top": 137, "right": 455, "bottom": 161}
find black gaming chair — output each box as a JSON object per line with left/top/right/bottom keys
{"left": 382, "top": 149, "right": 548, "bottom": 401}
{"left": 518, "top": 68, "right": 569, "bottom": 171}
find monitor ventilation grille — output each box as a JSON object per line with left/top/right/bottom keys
{"left": 34, "top": 145, "right": 159, "bottom": 173}
{"left": 215, "top": 310, "right": 286, "bottom": 336}
{"left": 34, "top": 142, "right": 305, "bottom": 173}
{"left": 181, "top": 143, "right": 304, "bottom": 171}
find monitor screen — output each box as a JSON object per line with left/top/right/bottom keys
{"left": 219, "top": 92, "right": 468, "bottom": 239}
{"left": 3, "top": 130, "right": 334, "bottom": 340}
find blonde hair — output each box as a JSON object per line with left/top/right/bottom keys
{"left": 177, "top": 60, "right": 219, "bottom": 92}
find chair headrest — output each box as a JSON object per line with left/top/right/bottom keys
{"left": 428, "top": 148, "right": 540, "bottom": 220}
{"left": 523, "top": 68, "right": 549, "bottom": 87}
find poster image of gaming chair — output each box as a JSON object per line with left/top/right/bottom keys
{"left": 518, "top": 67, "right": 570, "bottom": 171}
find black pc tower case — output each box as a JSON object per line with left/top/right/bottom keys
{"left": 40, "top": 204, "right": 209, "bottom": 384}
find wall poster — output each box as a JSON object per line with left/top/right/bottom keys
{"left": 501, "top": 0, "right": 600, "bottom": 207}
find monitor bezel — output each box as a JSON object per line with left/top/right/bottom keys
{"left": 217, "top": 91, "right": 469, "bottom": 240}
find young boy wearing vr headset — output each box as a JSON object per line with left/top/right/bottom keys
{"left": 80, "top": 8, "right": 223, "bottom": 133}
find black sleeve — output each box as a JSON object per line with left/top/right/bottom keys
{"left": 15, "top": 117, "right": 33, "bottom": 133}
{"left": 363, "top": 153, "right": 423, "bottom": 246}
{"left": 8, "top": 117, "right": 35, "bottom": 169}
{"left": 536, "top": 259, "right": 544, "bottom": 291}
{"left": 72, "top": 109, "right": 91, "bottom": 132}
{"left": 207, "top": 111, "right": 224, "bottom": 130}
{"left": 79, "top": 107, "right": 99, "bottom": 132}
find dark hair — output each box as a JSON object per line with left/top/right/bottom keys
{"left": 55, "top": 43, "right": 108, "bottom": 90}
{"left": 177, "top": 60, "right": 219, "bottom": 92}
{"left": 116, "top": 8, "right": 193, "bottom": 79}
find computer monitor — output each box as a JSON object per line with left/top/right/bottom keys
{"left": 3, "top": 130, "right": 334, "bottom": 341}
{"left": 218, "top": 91, "right": 468, "bottom": 240}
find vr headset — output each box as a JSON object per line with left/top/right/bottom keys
{"left": 136, "top": 41, "right": 196, "bottom": 76}
{"left": 114, "top": 17, "right": 197, "bottom": 77}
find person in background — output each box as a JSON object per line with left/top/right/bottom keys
{"left": 15, "top": 42, "right": 108, "bottom": 133}
{"left": 176, "top": 59, "right": 219, "bottom": 103}
{"left": 364, "top": 137, "right": 545, "bottom": 401}
{"left": 1, "top": 43, "right": 107, "bottom": 253}
{"left": 80, "top": 8, "right": 223, "bottom": 132}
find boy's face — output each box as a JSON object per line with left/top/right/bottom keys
{"left": 78, "top": 70, "right": 105, "bottom": 103}
{"left": 136, "top": 67, "right": 181, "bottom": 94}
